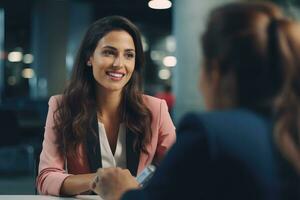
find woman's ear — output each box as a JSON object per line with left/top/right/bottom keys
{"left": 87, "top": 57, "right": 92, "bottom": 66}
{"left": 199, "top": 59, "right": 221, "bottom": 110}
{"left": 210, "top": 60, "right": 237, "bottom": 108}
{"left": 210, "top": 60, "right": 221, "bottom": 93}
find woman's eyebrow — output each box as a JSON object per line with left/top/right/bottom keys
{"left": 102, "top": 45, "right": 135, "bottom": 52}
{"left": 125, "top": 49, "right": 135, "bottom": 52}
{"left": 101, "top": 45, "right": 117, "bottom": 50}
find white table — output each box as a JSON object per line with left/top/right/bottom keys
{"left": 0, "top": 195, "right": 103, "bottom": 200}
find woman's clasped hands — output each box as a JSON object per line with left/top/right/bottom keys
{"left": 91, "top": 167, "right": 140, "bottom": 200}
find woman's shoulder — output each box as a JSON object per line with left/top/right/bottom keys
{"left": 142, "top": 94, "right": 164, "bottom": 108}
{"left": 48, "top": 94, "right": 63, "bottom": 107}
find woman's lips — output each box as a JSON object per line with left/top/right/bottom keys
{"left": 106, "top": 71, "right": 125, "bottom": 80}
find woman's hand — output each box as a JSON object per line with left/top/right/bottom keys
{"left": 91, "top": 167, "right": 139, "bottom": 200}
{"left": 60, "top": 173, "right": 97, "bottom": 196}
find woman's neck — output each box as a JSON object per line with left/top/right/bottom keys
{"left": 96, "top": 89, "right": 123, "bottom": 121}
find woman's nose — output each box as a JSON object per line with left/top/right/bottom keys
{"left": 113, "top": 55, "right": 124, "bottom": 68}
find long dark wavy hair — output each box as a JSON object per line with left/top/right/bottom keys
{"left": 202, "top": 2, "right": 300, "bottom": 174}
{"left": 54, "top": 16, "right": 152, "bottom": 158}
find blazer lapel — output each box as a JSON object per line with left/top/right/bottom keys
{"left": 126, "top": 129, "right": 140, "bottom": 176}
{"left": 86, "top": 112, "right": 102, "bottom": 172}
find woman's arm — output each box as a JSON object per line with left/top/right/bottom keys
{"left": 37, "top": 96, "right": 71, "bottom": 195}
{"left": 38, "top": 96, "right": 93, "bottom": 196}
{"left": 60, "top": 173, "right": 96, "bottom": 196}
{"left": 155, "top": 100, "right": 176, "bottom": 163}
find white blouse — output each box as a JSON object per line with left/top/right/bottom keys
{"left": 98, "top": 122, "right": 127, "bottom": 169}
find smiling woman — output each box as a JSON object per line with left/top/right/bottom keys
{"left": 89, "top": 30, "right": 136, "bottom": 92}
{"left": 36, "top": 16, "right": 176, "bottom": 196}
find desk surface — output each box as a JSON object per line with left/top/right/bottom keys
{"left": 0, "top": 195, "right": 103, "bottom": 200}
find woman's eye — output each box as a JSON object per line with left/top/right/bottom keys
{"left": 102, "top": 50, "right": 115, "bottom": 56}
{"left": 125, "top": 53, "right": 135, "bottom": 59}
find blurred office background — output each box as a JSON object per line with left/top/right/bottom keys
{"left": 0, "top": 0, "right": 299, "bottom": 194}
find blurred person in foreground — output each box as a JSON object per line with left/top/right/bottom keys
{"left": 36, "top": 16, "right": 176, "bottom": 196}
{"left": 91, "top": 2, "right": 300, "bottom": 200}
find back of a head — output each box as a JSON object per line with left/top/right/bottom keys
{"left": 202, "top": 0, "right": 300, "bottom": 194}
{"left": 202, "top": 2, "right": 285, "bottom": 113}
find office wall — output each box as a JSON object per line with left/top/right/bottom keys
{"left": 0, "top": 9, "right": 4, "bottom": 103}
{"left": 173, "top": 0, "right": 235, "bottom": 123}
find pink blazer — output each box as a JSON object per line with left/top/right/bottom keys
{"left": 37, "top": 94, "right": 176, "bottom": 195}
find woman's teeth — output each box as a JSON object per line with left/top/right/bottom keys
{"left": 107, "top": 72, "right": 124, "bottom": 78}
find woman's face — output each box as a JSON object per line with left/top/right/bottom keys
{"left": 88, "top": 30, "right": 136, "bottom": 93}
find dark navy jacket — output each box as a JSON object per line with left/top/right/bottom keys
{"left": 122, "top": 109, "right": 299, "bottom": 200}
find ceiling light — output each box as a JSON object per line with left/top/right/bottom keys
{"left": 158, "top": 69, "right": 171, "bottom": 80}
{"left": 8, "top": 51, "right": 23, "bottom": 62}
{"left": 22, "top": 68, "right": 35, "bottom": 79}
{"left": 148, "top": 0, "right": 172, "bottom": 10}
{"left": 142, "top": 36, "right": 149, "bottom": 52}
{"left": 163, "top": 56, "right": 177, "bottom": 67}
{"left": 23, "top": 54, "right": 34, "bottom": 64}
{"left": 150, "top": 50, "right": 162, "bottom": 61}
{"left": 166, "top": 36, "right": 176, "bottom": 52}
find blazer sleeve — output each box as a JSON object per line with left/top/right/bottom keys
{"left": 154, "top": 99, "right": 176, "bottom": 163}
{"left": 36, "top": 96, "right": 72, "bottom": 196}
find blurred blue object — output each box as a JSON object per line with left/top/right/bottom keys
{"left": 0, "top": 145, "right": 34, "bottom": 175}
